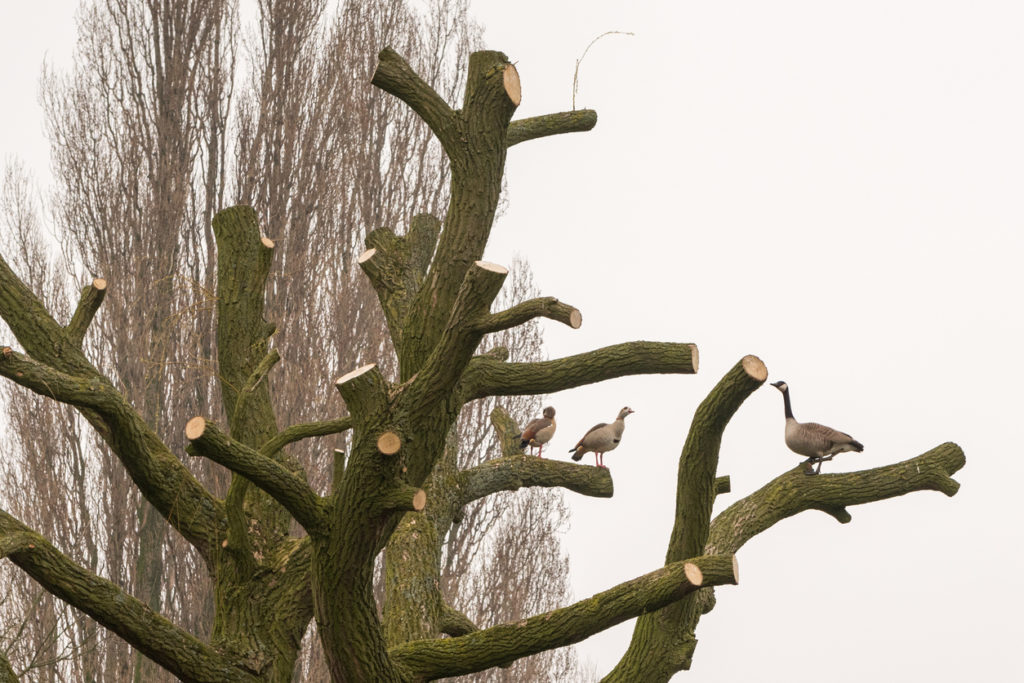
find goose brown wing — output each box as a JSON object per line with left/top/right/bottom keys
{"left": 521, "top": 417, "right": 552, "bottom": 442}
{"left": 573, "top": 422, "right": 608, "bottom": 448}
{"left": 804, "top": 421, "right": 861, "bottom": 452}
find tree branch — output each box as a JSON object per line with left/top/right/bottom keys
{"left": 371, "top": 48, "right": 459, "bottom": 154}
{"left": 460, "top": 341, "right": 699, "bottom": 400}
{"left": 0, "top": 255, "right": 87, "bottom": 373}
{"left": 212, "top": 206, "right": 279, "bottom": 448}
{"left": 395, "top": 50, "right": 520, "bottom": 377}
{"left": 0, "top": 347, "right": 225, "bottom": 557}
{"left": 185, "top": 417, "right": 325, "bottom": 533}
{"left": 407, "top": 261, "right": 508, "bottom": 406}
{"left": 715, "top": 476, "right": 731, "bottom": 495}
{"left": 606, "top": 355, "right": 766, "bottom": 682}
{"left": 439, "top": 604, "right": 478, "bottom": 638}
{"left": 457, "top": 455, "right": 613, "bottom": 505}
{"left": 375, "top": 485, "right": 427, "bottom": 513}
{"left": 358, "top": 215, "right": 443, "bottom": 350}
{"left": 0, "top": 510, "right": 257, "bottom": 683}
{"left": 388, "top": 554, "right": 738, "bottom": 680}
{"left": 258, "top": 417, "right": 352, "bottom": 457}
{"left": 474, "top": 296, "right": 581, "bottom": 335}
{"left": 507, "top": 109, "right": 598, "bottom": 147}
{"left": 706, "top": 442, "right": 966, "bottom": 556}
{"left": 65, "top": 278, "right": 107, "bottom": 346}
{"left": 335, "top": 363, "right": 389, "bottom": 425}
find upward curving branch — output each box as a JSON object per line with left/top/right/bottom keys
{"left": 395, "top": 49, "right": 522, "bottom": 377}
{"left": 607, "top": 355, "right": 767, "bottom": 681}
{"left": 213, "top": 206, "right": 279, "bottom": 447}
{"left": 258, "top": 416, "right": 353, "bottom": 457}
{"left": 389, "top": 554, "right": 738, "bottom": 680}
{"left": 185, "top": 417, "right": 326, "bottom": 533}
{"left": 66, "top": 277, "right": 107, "bottom": 346}
{"left": 371, "top": 48, "right": 459, "bottom": 155}
{"left": 407, "top": 261, "right": 509, "bottom": 405}
{"left": 0, "top": 255, "right": 88, "bottom": 373}
{"left": 474, "top": 296, "right": 582, "bottom": 334}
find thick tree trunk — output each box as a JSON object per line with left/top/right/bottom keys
{"left": 0, "top": 36, "right": 966, "bottom": 683}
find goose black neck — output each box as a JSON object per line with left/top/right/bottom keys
{"left": 780, "top": 387, "right": 794, "bottom": 419}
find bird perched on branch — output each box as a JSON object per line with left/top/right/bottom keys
{"left": 770, "top": 381, "right": 863, "bottom": 474}
{"left": 518, "top": 406, "right": 557, "bottom": 457}
{"left": 569, "top": 406, "right": 634, "bottom": 468}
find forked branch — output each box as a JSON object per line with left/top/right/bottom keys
{"left": 706, "top": 442, "right": 966, "bottom": 556}
{"left": 607, "top": 355, "right": 767, "bottom": 682}
{"left": 0, "top": 347, "right": 225, "bottom": 556}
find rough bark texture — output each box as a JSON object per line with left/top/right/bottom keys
{"left": 389, "top": 554, "right": 738, "bottom": 680}
{"left": 606, "top": 356, "right": 766, "bottom": 681}
{"left": 0, "top": 26, "right": 966, "bottom": 683}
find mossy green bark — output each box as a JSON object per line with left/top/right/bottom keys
{"left": 0, "top": 41, "right": 967, "bottom": 683}
{"left": 0, "top": 649, "right": 15, "bottom": 683}
{"left": 606, "top": 357, "right": 765, "bottom": 682}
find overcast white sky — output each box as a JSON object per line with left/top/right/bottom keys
{"left": 2, "top": 1, "right": 1023, "bottom": 681}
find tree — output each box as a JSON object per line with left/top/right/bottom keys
{"left": 2, "top": 1, "right": 581, "bottom": 681}
{"left": 0, "top": 26, "right": 964, "bottom": 683}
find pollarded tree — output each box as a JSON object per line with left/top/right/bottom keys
{"left": 4, "top": 1, "right": 581, "bottom": 680}
{"left": 0, "top": 45, "right": 964, "bottom": 683}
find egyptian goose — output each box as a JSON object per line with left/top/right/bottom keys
{"left": 569, "top": 406, "right": 634, "bottom": 468}
{"left": 519, "top": 406, "right": 557, "bottom": 457}
{"left": 770, "top": 381, "right": 863, "bottom": 474}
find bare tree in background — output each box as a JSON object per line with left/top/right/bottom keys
{"left": 1, "top": 2, "right": 963, "bottom": 682}
{"left": 2, "top": 1, "right": 582, "bottom": 680}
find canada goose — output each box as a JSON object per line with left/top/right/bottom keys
{"left": 770, "top": 381, "right": 863, "bottom": 474}
{"left": 569, "top": 406, "right": 634, "bottom": 468}
{"left": 518, "top": 406, "right": 557, "bottom": 457}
